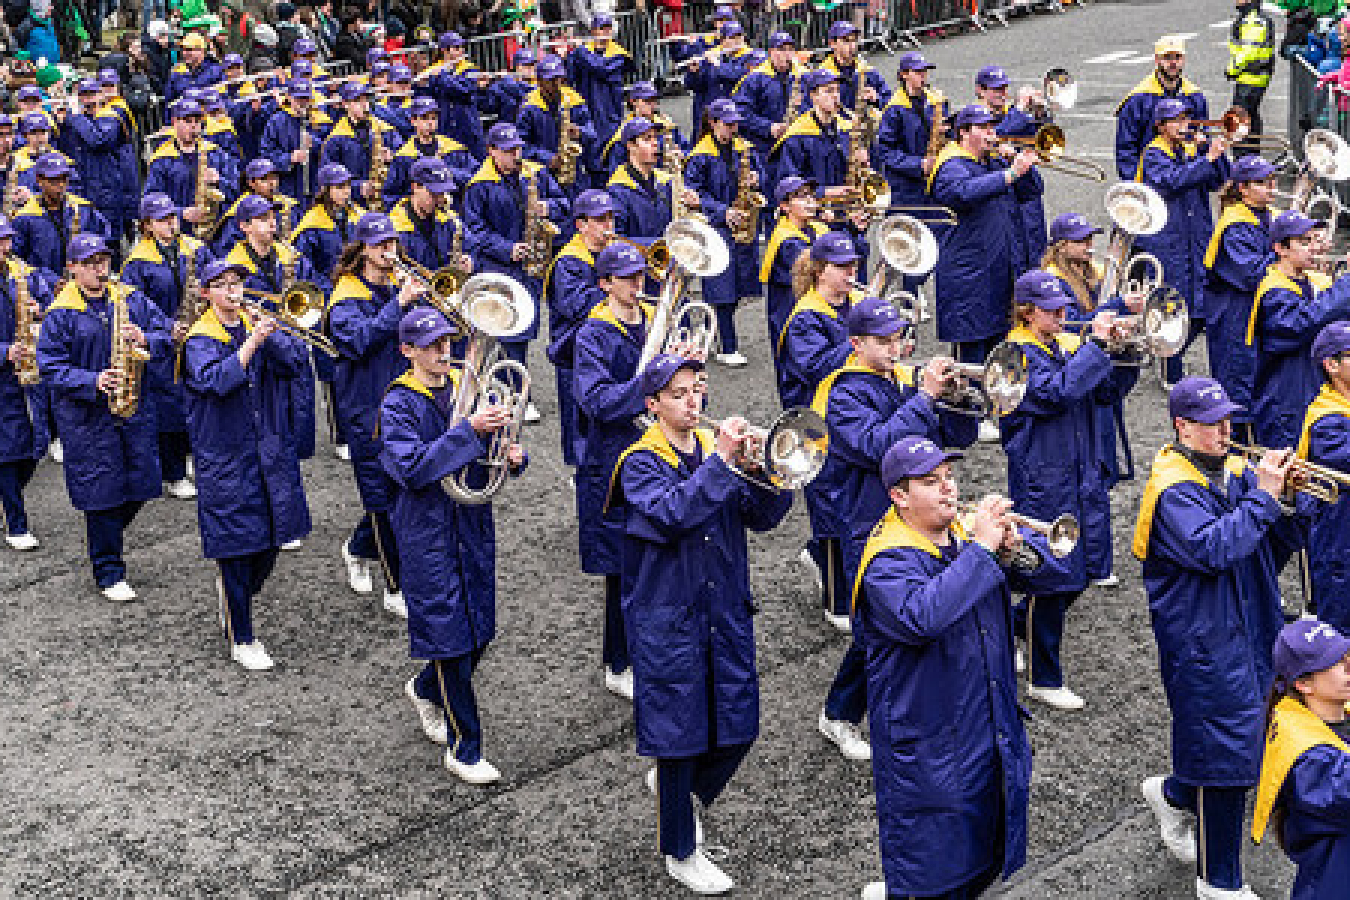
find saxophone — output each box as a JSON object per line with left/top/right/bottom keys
{"left": 667, "top": 141, "right": 690, "bottom": 221}
{"left": 3, "top": 155, "right": 21, "bottom": 219}
{"left": 846, "top": 62, "right": 888, "bottom": 210}
{"left": 173, "top": 239, "right": 203, "bottom": 345}
{"left": 193, "top": 142, "right": 225, "bottom": 238}
{"left": 782, "top": 66, "right": 802, "bottom": 129}
{"left": 368, "top": 124, "right": 391, "bottom": 212}
{"left": 10, "top": 260, "right": 40, "bottom": 386}
{"left": 925, "top": 88, "right": 949, "bottom": 159}
{"left": 653, "top": 112, "right": 680, "bottom": 178}
{"left": 107, "top": 276, "right": 151, "bottom": 419}
{"left": 853, "top": 61, "right": 880, "bottom": 150}
{"left": 729, "top": 142, "right": 766, "bottom": 245}
{"left": 556, "top": 103, "right": 582, "bottom": 187}
{"left": 521, "top": 169, "right": 559, "bottom": 279}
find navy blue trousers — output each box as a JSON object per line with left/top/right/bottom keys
{"left": 83, "top": 500, "right": 145, "bottom": 588}
{"left": 158, "top": 430, "right": 191, "bottom": 483}
{"left": 217, "top": 547, "right": 280, "bottom": 646}
{"left": 0, "top": 458, "right": 37, "bottom": 535}
{"left": 807, "top": 537, "right": 850, "bottom": 616}
{"left": 952, "top": 334, "right": 1006, "bottom": 367}
{"left": 1013, "top": 591, "right": 1081, "bottom": 689}
{"left": 555, "top": 365, "right": 579, "bottom": 467}
{"left": 1164, "top": 778, "right": 1247, "bottom": 891}
{"left": 885, "top": 864, "right": 999, "bottom": 899}
{"left": 411, "top": 648, "right": 488, "bottom": 764}
{"left": 657, "top": 741, "right": 752, "bottom": 859}
{"left": 603, "top": 573, "right": 629, "bottom": 674}
{"left": 714, "top": 303, "right": 738, "bottom": 355}
{"left": 349, "top": 511, "right": 400, "bottom": 591}
{"left": 321, "top": 381, "right": 350, "bottom": 446}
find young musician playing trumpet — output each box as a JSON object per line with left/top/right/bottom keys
{"left": 35, "top": 233, "right": 173, "bottom": 601}
{"left": 182, "top": 259, "right": 313, "bottom": 671}
{"left": 1137, "top": 377, "right": 1307, "bottom": 900}
{"left": 853, "top": 436, "right": 1035, "bottom": 900}
{"left": 1004, "top": 271, "right": 1138, "bottom": 710}
{"left": 381, "top": 307, "right": 526, "bottom": 786}
{"left": 1297, "top": 322, "right": 1350, "bottom": 633}
{"left": 611, "top": 354, "right": 791, "bottom": 896}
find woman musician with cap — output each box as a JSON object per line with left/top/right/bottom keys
{"left": 759, "top": 177, "right": 831, "bottom": 365}
{"left": 381, "top": 97, "right": 478, "bottom": 210}
{"left": 181, "top": 258, "right": 312, "bottom": 672}
{"left": 380, "top": 306, "right": 526, "bottom": 786}
{"left": 119, "top": 191, "right": 217, "bottom": 503}
{"left": 1296, "top": 322, "right": 1350, "bottom": 633}
{"left": 1136, "top": 377, "right": 1307, "bottom": 900}
{"left": 35, "top": 233, "right": 174, "bottom": 602}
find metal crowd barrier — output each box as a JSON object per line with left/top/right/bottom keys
{"left": 1286, "top": 54, "right": 1350, "bottom": 210}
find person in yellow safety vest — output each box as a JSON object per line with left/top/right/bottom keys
{"left": 1227, "top": 0, "right": 1276, "bottom": 157}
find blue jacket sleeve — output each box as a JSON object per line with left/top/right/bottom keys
{"left": 184, "top": 334, "right": 248, "bottom": 396}
{"left": 782, "top": 314, "right": 853, "bottom": 386}
{"left": 1014, "top": 340, "right": 1115, "bottom": 417}
{"left": 1213, "top": 223, "right": 1276, "bottom": 293}
{"left": 1259, "top": 276, "right": 1350, "bottom": 353}
{"left": 573, "top": 331, "right": 648, "bottom": 423}
{"left": 877, "top": 106, "right": 926, "bottom": 181}
{"left": 831, "top": 381, "right": 940, "bottom": 465}
{"left": 1141, "top": 146, "right": 1228, "bottom": 196}
{"left": 328, "top": 294, "right": 403, "bottom": 360}
{"left": 733, "top": 74, "right": 775, "bottom": 146}
{"left": 862, "top": 543, "right": 1005, "bottom": 645}
{"left": 1309, "top": 414, "right": 1350, "bottom": 471}
{"left": 621, "top": 449, "right": 742, "bottom": 542}
{"left": 930, "top": 160, "right": 1010, "bottom": 211}
{"left": 35, "top": 310, "right": 100, "bottom": 400}
{"left": 1284, "top": 743, "right": 1350, "bottom": 825}
{"left": 379, "top": 402, "right": 486, "bottom": 489}
{"left": 1151, "top": 480, "right": 1286, "bottom": 574}
{"left": 552, "top": 257, "right": 605, "bottom": 326}
{"left": 684, "top": 154, "right": 728, "bottom": 228}
{"left": 1115, "top": 97, "right": 1147, "bottom": 182}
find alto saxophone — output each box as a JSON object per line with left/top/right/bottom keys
{"left": 667, "top": 140, "right": 691, "bottom": 221}
{"left": 368, "top": 125, "right": 391, "bottom": 212}
{"left": 194, "top": 142, "right": 225, "bottom": 237}
{"left": 783, "top": 67, "right": 802, "bottom": 129}
{"left": 3, "top": 156, "right": 21, "bottom": 219}
{"left": 729, "top": 143, "right": 766, "bottom": 245}
{"left": 556, "top": 104, "right": 582, "bottom": 187}
{"left": 173, "top": 239, "right": 203, "bottom": 345}
{"left": 10, "top": 260, "right": 41, "bottom": 386}
{"left": 926, "top": 88, "right": 949, "bottom": 159}
{"left": 107, "top": 276, "right": 151, "bottom": 419}
{"left": 521, "top": 171, "right": 559, "bottom": 279}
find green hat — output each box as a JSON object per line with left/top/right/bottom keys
{"left": 35, "top": 66, "right": 62, "bottom": 89}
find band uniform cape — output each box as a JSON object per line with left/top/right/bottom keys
{"left": 853, "top": 510, "right": 1032, "bottom": 895}
{"left": 34, "top": 280, "right": 173, "bottom": 511}
{"left": 776, "top": 286, "right": 855, "bottom": 410}
{"left": 1203, "top": 199, "right": 1271, "bottom": 422}
{"left": 182, "top": 306, "right": 312, "bottom": 559}
{"left": 759, "top": 218, "right": 831, "bottom": 353}
{"left": 610, "top": 422, "right": 791, "bottom": 759}
{"left": 1298, "top": 387, "right": 1350, "bottom": 635}
{"left": 1252, "top": 697, "right": 1350, "bottom": 900}
{"left": 1132, "top": 444, "right": 1306, "bottom": 786}
{"left": 1114, "top": 70, "right": 1208, "bottom": 181}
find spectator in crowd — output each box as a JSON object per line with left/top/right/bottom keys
{"left": 142, "top": 20, "right": 174, "bottom": 96}
{"left": 16, "top": 0, "right": 61, "bottom": 66}
{"left": 312, "top": 0, "right": 340, "bottom": 57}
{"left": 274, "top": 2, "right": 305, "bottom": 66}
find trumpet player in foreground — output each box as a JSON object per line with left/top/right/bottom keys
{"left": 853, "top": 436, "right": 1039, "bottom": 900}
{"left": 810, "top": 296, "right": 976, "bottom": 763}
{"left": 1136, "top": 377, "right": 1309, "bottom": 900}
{"left": 380, "top": 307, "right": 526, "bottom": 786}
{"left": 36, "top": 234, "right": 173, "bottom": 602}
{"left": 609, "top": 354, "right": 791, "bottom": 896}
{"left": 1003, "top": 271, "right": 1138, "bottom": 711}
{"left": 182, "top": 259, "right": 313, "bottom": 672}
{"left": 1297, "top": 322, "right": 1350, "bottom": 635}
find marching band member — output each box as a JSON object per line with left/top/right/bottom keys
{"left": 976, "top": 65, "right": 1048, "bottom": 277}
{"left": 319, "top": 82, "right": 401, "bottom": 212}
{"left": 328, "top": 212, "right": 420, "bottom": 616}
{"left": 11, "top": 86, "right": 48, "bottom": 138}
{"left": 201, "top": 93, "right": 243, "bottom": 168}
{"left": 1252, "top": 619, "right": 1350, "bottom": 900}
{"left": 13, "top": 113, "right": 65, "bottom": 193}
{"left": 684, "top": 98, "right": 762, "bottom": 367}
{"left": 1137, "top": 99, "right": 1232, "bottom": 388}
{"left": 759, "top": 176, "right": 829, "bottom": 358}
{"left": 182, "top": 258, "right": 312, "bottom": 671}
{"left": 0, "top": 215, "right": 51, "bottom": 551}
{"left": 611, "top": 353, "right": 791, "bottom": 895}
{"left": 463, "top": 122, "right": 569, "bottom": 409}
{"left": 62, "top": 79, "right": 138, "bottom": 253}
{"left": 669, "top": 5, "right": 736, "bottom": 67}
{"left": 212, "top": 159, "right": 302, "bottom": 256}
{"left": 600, "top": 82, "right": 686, "bottom": 177}
{"left": 853, "top": 436, "right": 1034, "bottom": 900}
{"left": 0, "top": 116, "right": 18, "bottom": 213}
{"left": 389, "top": 159, "right": 469, "bottom": 277}
{"left": 1136, "top": 377, "right": 1306, "bottom": 900}
{"left": 565, "top": 14, "right": 636, "bottom": 146}
{"left": 166, "top": 33, "right": 224, "bottom": 105}
{"left": 772, "top": 69, "right": 855, "bottom": 201}
{"left": 819, "top": 20, "right": 891, "bottom": 113}
{"left": 1297, "top": 322, "right": 1350, "bottom": 632}
{"left": 1203, "top": 154, "right": 1273, "bottom": 430}
{"left": 608, "top": 117, "right": 698, "bottom": 248}
{"left": 369, "top": 63, "right": 412, "bottom": 141}
{"left": 516, "top": 55, "right": 597, "bottom": 197}
{"left": 778, "top": 230, "right": 859, "bottom": 411}
{"left": 731, "top": 31, "right": 802, "bottom": 165}
{"left": 35, "top": 233, "right": 173, "bottom": 601}
{"left": 291, "top": 163, "right": 365, "bottom": 291}
{"left": 424, "top": 32, "right": 487, "bottom": 159}
{"left": 231, "top": 72, "right": 282, "bottom": 168}
{"left": 1003, "top": 271, "right": 1137, "bottom": 710}
{"left": 483, "top": 49, "right": 538, "bottom": 129}
{"left": 382, "top": 97, "right": 478, "bottom": 210}
{"left": 12, "top": 153, "right": 111, "bottom": 286}
{"left": 381, "top": 306, "right": 526, "bottom": 786}
{"left": 1115, "top": 34, "right": 1209, "bottom": 182}
{"left": 144, "top": 99, "right": 241, "bottom": 241}
{"left": 119, "top": 192, "right": 215, "bottom": 501}
{"left": 291, "top": 38, "right": 329, "bottom": 80}
{"left": 545, "top": 189, "right": 614, "bottom": 469}
{"left": 682, "top": 21, "right": 761, "bottom": 137}
{"left": 261, "top": 79, "right": 332, "bottom": 203}
{"left": 876, "top": 52, "right": 942, "bottom": 218}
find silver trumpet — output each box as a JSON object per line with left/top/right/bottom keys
{"left": 697, "top": 408, "right": 829, "bottom": 491}
{"left": 1064, "top": 286, "right": 1189, "bottom": 363}
{"left": 958, "top": 501, "right": 1080, "bottom": 569}
{"left": 919, "top": 343, "right": 1029, "bottom": 418}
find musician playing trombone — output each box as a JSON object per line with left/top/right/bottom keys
{"left": 610, "top": 353, "right": 790, "bottom": 896}
{"left": 380, "top": 307, "right": 526, "bottom": 786}
{"left": 1297, "top": 322, "right": 1350, "bottom": 633}
{"left": 182, "top": 259, "right": 313, "bottom": 672}
{"left": 1136, "top": 377, "right": 1308, "bottom": 900}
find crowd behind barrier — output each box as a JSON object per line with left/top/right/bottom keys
{"left": 1287, "top": 33, "right": 1350, "bottom": 211}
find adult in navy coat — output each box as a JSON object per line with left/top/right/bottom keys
{"left": 1114, "top": 35, "right": 1209, "bottom": 181}
{"left": 816, "top": 21, "right": 892, "bottom": 114}
{"left": 143, "top": 99, "right": 241, "bottom": 242}
{"left": 11, "top": 153, "right": 110, "bottom": 284}
{"left": 854, "top": 438, "right": 1033, "bottom": 900}
{"left": 318, "top": 83, "right": 403, "bottom": 211}
{"left": 771, "top": 69, "right": 856, "bottom": 204}
{"left": 776, "top": 231, "right": 859, "bottom": 411}
{"left": 388, "top": 160, "right": 471, "bottom": 278}
{"left": 1136, "top": 378, "right": 1307, "bottom": 897}
{"left": 975, "top": 67, "right": 1049, "bottom": 279}
{"left": 183, "top": 259, "right": 312, "bottom": 672}
{"left": 1298, "top": 323, "right": 1350, "bottom": 634}
{"left": 164, "top": 34, "right": 223, "bottom": 104}
{"left": 565, "top": 16, "right": 635, "bottom": 147}
{"left": 423, "top": 34, "right": 487, "bottom": 160}
{"left": 613, "top": 354, "right": 790, "bottom": 895}
{"left": 381, "top": 307, "right": 526, "bottom": 786}
{"left": 35, "top": 234, "right": 173, "bottom": 601}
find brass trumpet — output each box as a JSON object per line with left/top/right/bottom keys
{"left": 1000, "top": 125, "right": 1108, "bottom": 182}
{"left": 695, "top": 408, "right": 829, "bottom": 491}
{"left": 1227, "top": 442, "right": 1350, "bottom": 503}
{"left": 239, "top": 282, "right": 338, "bottom": 356}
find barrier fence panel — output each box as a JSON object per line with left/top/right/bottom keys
{"left": 1286, "top": 55, "right": 1350, "bottom": 213}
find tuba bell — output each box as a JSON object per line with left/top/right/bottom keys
{"left": 1097, "top": 182, "right": 1168, "bottom": 302}
{"left": 875, "top": 214, "right": 940, "bottom": 277}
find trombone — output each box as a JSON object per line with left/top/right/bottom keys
{"left": 239, "top": 282, "right": 338, "bottom": 356}
{"left": 1185, "top": 106, "right": 1292, "bottom": 154}
{"left": 1226, "top": 441, "right": 1350, "bottom": 503}
{"left": 1000, "top": 124, "right": 1108, "bottom": 182}
{"left": 695, "top": 408, "right": 829, "bottom": 491}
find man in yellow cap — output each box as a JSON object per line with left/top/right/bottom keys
{"left": 165, "top": 34, "right": 224, "bottom": 105}
{"left": 1114, "top": 35, "right": 1209, "bottom": 180}
{"left": 1227, "top": 0, "right": 1275, "bottom": 156}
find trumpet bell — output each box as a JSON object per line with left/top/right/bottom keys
{"left": 983, "top": 342, "right": 1030, "bottom": 417}
{"left": 1045, "top": 514, "right": 1080, "bottom": 558}
{"left": 875, "top": 214, "right": 939, "bottom": 276}
{"left": 760, "top": 408, "right": 830, "bottom": 490}
{"left": 662, "top": 218, "right": 730, "bottom": 278}
{"left": 1044, "top": 67, "right": 1076, "bottom": 111}
{"left": 457, "top": 273, "right": 536, "bottom": 339}
{"left": 1140, "top": 286, "right": 1189, "bottom": 358}
{"left": 1304, "top": 128, "right": 1350, "bottom": 182}
{"left": 281, "top": 282, "right": 326, "bottom": 329}
{"left": 1104, "top": 182, "right": 1168, "bottom": 236}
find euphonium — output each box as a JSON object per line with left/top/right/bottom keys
{"left": 106, "top": 276, "right": 151, "bottom": 418}
{"left": 635, "top": 218, "right": 731, "bottom": 372}
{"left": 1097, "top": 182, "right": 1168, "bottom": 302}
{"left": 729, "top": 142, "right": 766, "bottom": 245}
{"left": 10, "top": 259, "right": 40, "bottom": 386}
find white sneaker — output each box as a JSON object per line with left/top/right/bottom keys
{"left": 665, "top": 848, "right": 733, "bottom": 895}
{"left": 445, "top": 752, "right": 501, "bottom": 784}
{"left": 861, "top": 882, "right": 887, "bottom": 900}
{"left": 714, "top": 351, "right": 748, "bottom": 367}
{"left": 818, "top": 710, "right": 872, "bottom": 762}
{"left": 101, "top": 580, "right": 137, "bottom": 602}
{"left": 165, "top": 478, "right": 197, "bottom": 500}
{"left": 48, "top": 439, "right": 63, "bottom": 463}
{"left": 523, "top": 402, "right": 542, "bottom": 424}
{"left": 279, "top": 539, "right": 304, "bottom": 551}
{"left": 825, "top": 610, "right": 852, "bottom": 634}
{"left": 341, "top": 542, "right": 374, "bottom": 594}
{"left": 978, "top": 420, "right": 1001, "bottom": 443}
{"left": 645, "top": 767, "right": 705, "bottom": 845}
{"left": 5, "top": 532, "right": 39, "bottom": 551}
{"left": 335, "top": 444, "right": 351, "bottom": 461}
{"left": 231, "top": 640, "right": 274, "bottom": 671}
{"left": 1092, "top": 573, "right": 1120, "bottom": 588}
{"left": 186, "top": 457, "right": 195, "bottom": 479}
{"left": 798, "top": 546, "right": 822, "bottom": 594}
{"left": 383, "top": 589, "right": 408, "bottom": 619}
{"left": 404, "top": 678, "right": 448, "bottom": 744}
{"left": 1142, "top": 775, "right": 1197, "bottom": 864}
{"left": 1026, "top": 685, "right": 1086, "bottom": 711}
{"left": 1196, "top": 880, "right": 1261, "bottom": 900}
{"left": 605, "top": 666, "right": 634, "bottom": 700}
{"left": 1014, "top": 646, "right": 1026, "bottom": 674}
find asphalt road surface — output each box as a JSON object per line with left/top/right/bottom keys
{"left": 1, "top": 0, "right": 1306, "bottom": 896}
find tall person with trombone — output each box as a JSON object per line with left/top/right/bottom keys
{"left": 976, "top": 65, "right": 1049, "bottom": 277}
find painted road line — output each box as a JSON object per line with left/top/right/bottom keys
{"left": 1210, "top": 20, "right": 1232, "bottom": 28}
{"left": 1085, "top": 51, "right": 1138, "bottom": 65}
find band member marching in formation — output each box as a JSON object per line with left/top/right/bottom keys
{"left": 1297, "top": 322, "right": 1350, "bottom": 634}
{"left": 759, "top": 177, "right": 830, "bottom": 359}
{"left": 291, "top": 163, "right": 363, "bottom": 292}
{"left": 381, "top": 96, "right": 477, "bottom": 210}
{"left": 566, "top": 14, "right": 636, "bottom": 146}
{"left": 144, "top": 99, "right": 240, "bottom": 240}
{"left": 13, "top": 153, "right": 111, "bottom": 285}
{"left": 319, "top": 82, "right": 401, "bottom": 212}
{"left": 1115, "top": 34, "right": 1209, "bottom": 181}
{"left": 772, "top": 69, "right": 855, "bottom": 203}
{"left": 611, "top": 353, "right": 791, "bottom": 895}
{"left": 261, "top": 80, "right": 332, "bottom": 203}
{"left": 516, "top": 55, "right": 596, "bottom": 199}
{"left": 608, "top": 117, "right": 697, "bottom": 249}
{"left": 483, "top": 49, "right": 538, "bottom": 129}
{"left": 389, "top": 159, "right": 469, "bottom": 277}
{"left": 976, "top": 65, "right": 1049, "bottom": 279}
{"left": 182, "top": 259, "right": 313, "bottom": 671}
{"left": 682, "top": 21, "right": 762, "bottom": 140}
{"left": 731, "top": 31, "right": 803, "bottom": 168}
{"left": 212, "top": 159, "right": 302, "bottom": 256}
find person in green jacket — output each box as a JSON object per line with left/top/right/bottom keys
{"left": 1228, "top": 0, "right": 1276, "bottom": 157}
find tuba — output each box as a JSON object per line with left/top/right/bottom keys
{"left": 1098, "top": 182, "right": 1168, "bottom": 302}
{"left": 106, "top": 276, "right": 151, "bottom": 418}
{"left": 874, "top": 214, "right": 940, "bottom": 276}
{"left": 635, "top": 218, "right": 730, "bottom": 372}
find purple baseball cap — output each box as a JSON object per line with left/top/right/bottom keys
{"left": 170, "top": 98, "right": 204, "bottom": 119}
{"left": 487, "top": 122, "right": 525, "bottom": 149}
{"left": 411, "top": 158, "right": 456, "bottom": 193}
{"left": 707, "top": 98, "right": 743, "bottom": 122}
{"left": 366, "top": 47, "right": 390, "bottom": 66}
{"left": 33, "top": 153, "right": 73, "bottom": 179}
{"left": 316, "top": 162, "right": 352, "bottom": 187}
{"left": 68, "top": 233, "right": 111, "bottom": 262}
{"left": 409, "top": 96, "right": 439, "bottom": 117}
{"left": 513, "top": 49, "right": 537, "bottom": 67}
{"left": 596, "top": 241, "right": 648, "bottom": 278}
{"left": 98, "top": 68, "right": 120, "bottom": 86}
{"left": 620, "top": 117, "right": 657, "bottom": 143}
{"left": 881, "top": 435, "right": 963, "bottom": 487}
{"left": 244, "top": 158, "right": 277, "bottom": 180}
{"left": 1312, "top": 321, "right": 1350, "bottom": 362}
{"left": 1233, "top": 154, "right": 1278, "bottom": 183}
{"left": 0, "top": 215, "right": 16, "bottom": 240}
{"left": 801, "top": 69, "right": 838, "bottom": 93}
{"left": 1048, "top": 213, "right": 1102, "bottom": 243}
{"left": 537, "top": 55, "right": 566, "bottom": 81}
{"left": 293, "top": 38, "right": 318, "bottom": 56}
{"left": 767, "top": 31, "right": 795, "bottom": 49}
{"left": 720, "top": 21, "right": 744, "bottom": 38}
{"left": 574, "top": 188, "right": 616, "bottom": 219}
{"left": 287, "top": 78, "right": 313, "bottom": 98}
{"left": 222, "top": 53, "right": 245, "bottom": 69}
{"left": 75, "top": 79, "right": 100, "bottom": 96}
{"left": 846, "top": 295, "right": 912, "bottom": 338}
{"left": 1168, "top": 376, "right": 1243, "bottom": 423}
{"left": 199, "top": 258, "right": 249, "bottom": 285}
{"left": 811, "top": 231, "right": 860, "bottom": 265}
{"left": 775, "top": 175, "right": 817, "bottom": 206}
{"left": 590, "top": 13, "right": 614, "bottom": 29}
{"left": 139, "top": 192, "right": 178, "bottom": 220}
{"left": 16, "top": 85, "right": 42, "bottom": 103}
{"left": 828, "top": 20, "right": 859, "bottom": 40}
{"left": 391, "top": 64, "right": 413, "bottom": 82}
{"left": 896, "top": 52, "right": 934, "bottom": 72}
{"left": 952, "top": 104, "right": 996, "bottom": 129}
{"left": 438, "top": 31, "right": 465, "bottom": 49}
{"left": 639, "top": 353, "right": 705, "bottom": 396}
{"left": 1013, "top": 270, "right": 1072, "bottom": 310}
{"left": 1152, "top": 98, "right": 1188, "bottom": 124}
{"left": 355, "top": 211, "right": 398, "bottom": 245}
{"left": 1273, "top": 619, "right": 1350, "bottom": 690}
{"left": 713, "top": 5, "right": 736, "bottom": 20}
{"left": 628, "top": 81, "right": 659, "bottom": 101}
{"left": 291, "top": 59, "right": 314, "bottom": 78}
{"left": 338, "top": 81, "right": 370, "bottom": 101}
{"left": 20, "top": 111, "right": 51, "bottom": 134}
{"left": 399, "top": 307, "right": 457, "bottom": 347}
{"left": 370, "top": 61, "right": 392, "bottom": 78}
{"left": 235, "top": 193, "right": 277, "bottom": 223}
{"left": 1270, "top": 210, "right": 1318, "bottom": 245}
{"left": 976, "top": 65, "right": 1010, "bottom": 89}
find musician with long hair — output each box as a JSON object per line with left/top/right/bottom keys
{"left": 182, "top": 259, "right": 312, "bottom": 671}
{"left": 1297, "top": 322, "right": 1350, "bottom": 633}
{"left": 328, "top": 212, "right": 423, "bottom": 618}
{"left": 381, "top": 307, "right": 525, "bottom": 785}
{"left": 119, "top": 192, "right": 216, "bottom": 502}
{"left": 759, "top": 177, "right": 829, "bottom": 364}
{"left": 1003, "top": 271, "right": 1137, "bottom": 711}
{"left": 381, "top": 97, "right": 478, "bottom": 210}
{"left": 611, "top": 353, "right": 791, "bottom": 896}
{"left": 35, "top": 233, "right": 173, "bottom": 601}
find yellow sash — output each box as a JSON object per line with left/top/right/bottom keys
{"left": 1115, "top": 71, "right": 1204, "bottom": 115}
{"left": 606, "top": 421, "right": 715, "bottom": 510}
{"left": 1252, "top": 697, "right": 1350, "bottom": 843}
{"left": 1248, "top": 267, "right": 1334, "bottom": 346}
{"left": 925, "top": 142, "right": 979, "bottom": 194}
{"left": 852, "top": 506, "right": 967, "bottom": 611}
{"left": 1203, "top": 201, "right": 1261, "bottom": 270}
{"left": 542, "top": 234, "right": 596, "bottom": 298}
{"left": 1005, "top": 324, "right": 1081, "bottom": 356}
{"left": 1131, "top": 444, "right": 1247, "bottom": 560}
{"left": 777, "top": 287, "right": 856, "bottom": 353}
{"left": 808, "top": 353, "right": 916, "bottom": 419}
{"left": 1296, "top": 384, "right": 1350, "bottom": 460}
{"left": 759, "top": 219, "right": 826, "bottom": 284}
